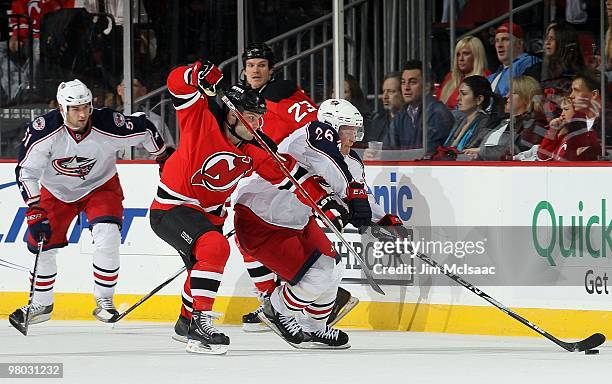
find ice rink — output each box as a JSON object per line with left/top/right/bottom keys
{"left": 0, "top": 321, "right": 609, "bottom": 383}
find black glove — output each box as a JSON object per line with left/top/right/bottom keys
{"left": 190, "top": 60, "right": 223, "bottom": 96}
{"left": 376, "top": 214, "right": 412, "bottom": 240}
{"left": 318, "top": 194, "right": 348, "bottom": 231}
{"left": 26, "top": 205, "right": 51, "bottom": 243}
{"left": 345, "top": 182, "right": 372, "bottom": 229}
{"left": 156, "top": 146, "right": 175, "bottom": 176}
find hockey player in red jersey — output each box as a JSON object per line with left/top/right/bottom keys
{"left": 232, "top": 99, "right": 375, "bottom": 349}
{"left": 10, "top": 79, "right": 171, "bottom": 330}
{"left": 149, "top": 59, "right": 313, "bottom": 355}
{"left": 238, "top": 42, "right": 359, "bottom": 331}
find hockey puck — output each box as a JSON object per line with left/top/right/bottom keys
{"left": 584, "top": 349, "right": 599, "bottom": 355}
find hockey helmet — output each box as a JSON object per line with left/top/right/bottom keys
{"left": 225, "top": 83, "right": 267, "bottom": 116}
{"left": 317, "top": 98, "right": 364, "bottom": 140}
{"left": 242, "top": 42, "right": 275, "bottom": 67}
{"left": 56, "top": 79, "right": 92, "bottom": 120}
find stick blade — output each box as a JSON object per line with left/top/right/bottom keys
{"left": 575, "top": 333, "right": 606, "bottom": 352}
{"left": 8, "top": 315, "right": 28, "bottom": 336}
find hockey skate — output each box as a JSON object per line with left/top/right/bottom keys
{"left": 242, "top": 305, "right": 271, "bottom": 333}
{"left": 185, "top": 310, "right": 230, "bottom": 355}
{"left": 302, "top": 325, "right": 350, "bottom": 349}
{"left": 327, "top": 287, "right": 359, "bottom": 327}
{"left": 92, "top": 297, "right": 120, "bottom": 323}
{"left": 9, "top": 301, "right": 53, "bottom": 330}
{"left": 257, "top": 298, "right": 304, "bottom": 348}
{"left": 172, "top": 314, "right": 190, "bottom": 343}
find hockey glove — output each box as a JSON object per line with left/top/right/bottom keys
{"left": 318, "top": 194, "right": 348, "bottom": 231}
{"left": 345, "top": 182, "right": 372, "bottom": 229}
{"left": 190, "top": 61, "right": 223, "bottom": 96}
{"left": 25, "top": 206, "right": 51, "bottom": 243}
{"left": 376, "top": 214, "right": 412, "bottom": 240}
{"left": 155, "top": 146, "right": 175, "bottom": 175}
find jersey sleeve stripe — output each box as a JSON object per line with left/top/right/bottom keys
{"left": 169, "top": 89, "right": 200, "bottom": 111}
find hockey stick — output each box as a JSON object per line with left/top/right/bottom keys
{"left": 218, "top": 89, "right": 384, "bottom": 295}
{"left": 371, "top": 226, "right": 606, "bottom": 352}
{"left": 106, "top": 230, "right": 237, "bottom": 323}
{"left": 9, "top": 239, "right": 44, "bottom": 336}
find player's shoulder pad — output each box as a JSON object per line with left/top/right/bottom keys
{"left": 347, "top": 149, "right": 364, "bottom": 168}
{"left": 91, "top": 108, "right": 131, "bottom": 133}
{"left": 261, "top": 79, "right": 300, "bottom": 102}
{"left": 25, "top": 109, "right": 63, "bottom": 139}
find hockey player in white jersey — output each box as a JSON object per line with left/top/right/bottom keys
{"left": 9, "top": 79, "right": 171, "bottom": 329}
{"left": 232, "top": 99, "right": 374, "bottom": 349}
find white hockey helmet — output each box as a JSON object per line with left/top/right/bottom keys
{"left": 317, "top": 98, "right": 364, "bottom": 140}
{"left": 56, "top": 79, "right": 93, "bottom": 120}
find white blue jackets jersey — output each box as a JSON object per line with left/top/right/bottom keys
{"left": 234, "top": 121, "right": 357, "bottom": 229}
{"left": 16, "top": 108, "right": 166, "bottom": 204}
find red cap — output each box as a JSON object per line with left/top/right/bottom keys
{"left": 495, "top": 22, "right": 523, "bottom": 39}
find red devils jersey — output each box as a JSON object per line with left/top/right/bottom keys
{"left": 152, "top": 64, "right": 263, "bottom": 225}
{"left": 259, "top": 80, "right": 318, "bottom": 144}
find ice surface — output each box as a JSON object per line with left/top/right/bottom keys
{"left": 0, "top": 321, "right": 609, "bottom": 384}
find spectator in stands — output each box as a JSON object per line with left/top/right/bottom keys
{"left": 524, "top": 21, "right": 585, "bottom": 122}
{"left": 569, "top": 70, "right": 602, "bottom": 129}
{"left": 437, "top": 35, "right": 490, "bottom": 110}
{"left": 343, "top": 74, "right": 372, "bottom": 138}
{"left": 464, "top": 75, "right": 546, "bottom": 161}
{"left": 488, "top": 22, "right": 541, "bottom": 96}
{"left": 0, "top": 0, "right": 63, "bottom": 105}
{"left": 364, "top": 72, "right": 403, "bottom": 143}
{"left": 114, "top": 75, "right": 175, "bottom": 159}
{"left": 433, "top": 75, "right": 496, "bottom": 160}
{"left": 383, "top": 60, "right": 454, "bottom": 155}
{"left": 534, "top": 97, "right": 601, "bottom": 161}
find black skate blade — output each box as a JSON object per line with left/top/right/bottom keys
{"left": 8, "top": 314, "right": 28, "bottom": 336}
{"left": 573, "top": 333, "right": 606, "bottom": 352}
{"left": 92, "top": 308, "right": 120, "bottom": 323}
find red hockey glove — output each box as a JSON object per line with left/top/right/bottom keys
{"left": 376, "top": 214, "right": 412, "bottom": 240}
{"left": 155, "top": 147, "right": 175, "bottom": 176}
{"left": 190, "top": 61, "right": 223, "bottom": 96}
{"left": 25, "top": 206, "right": 51, "bottom": 243}
{"left": 318, "top": 194, "right": 348, "bottom": 231}
{"left": 345, "top": 182, "right": 371, "bottom": 229}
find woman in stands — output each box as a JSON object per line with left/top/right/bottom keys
{"left": 433, "top": 75, "right": 497, "bottom": 160}
{"left": 463, "top": 75, "right": 547, "bottom": 161}
{"left": 437, "top": 35, "right": 489, "bottom": 110}
{"left": 524, "top": 21, "right": 585, "bottom": 121}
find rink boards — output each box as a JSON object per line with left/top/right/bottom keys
{"left": 1, "top": 161, "right": 612, "bottom": 338}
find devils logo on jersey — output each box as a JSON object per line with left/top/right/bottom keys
{"left": 52, "top": 156, "right": 97, "bottom": 179}
{"left": 191, "top": 152, "right": 253, "bottom": 191}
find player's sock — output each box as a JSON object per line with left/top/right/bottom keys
{"left": 186, "top": 310, "right": 230, "bottom": 355}
{"left": 9, "top": 301, "right": 53, "bottom": 327}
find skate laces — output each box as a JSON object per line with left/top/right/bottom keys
{"left": 197, "top": 311, "right": 223, "bottom": 335}
{"left": 21, "top": 301, "right": 45, "bottom": 314}
{"left": 95, "top": 297, "right": 116, "bottom": 311}
{"left": 316, "top": 326, "right": 340, "bottom": 340}
{"left": 253, "top": 305, "right": 264, "bottom": 315}
{"left": 279, "top": 314, "right": 302, "bottom": 336}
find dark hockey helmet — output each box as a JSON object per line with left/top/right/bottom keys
{"left": 242, "top": 42, "right": 275, "bottom": 67}
{"left": 225, "top": 83, "right": 267, "bottom": 115}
